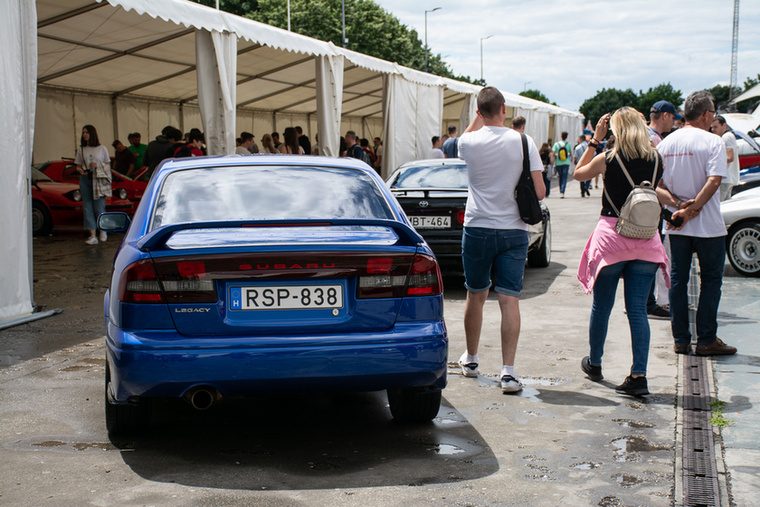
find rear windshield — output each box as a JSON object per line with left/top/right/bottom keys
{"left": 392, "top": 164, "right": 468, "bottom": 189}
{"left": 151, "top": 165, "right": 393, "bottom": 230}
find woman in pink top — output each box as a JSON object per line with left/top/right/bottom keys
{"left": 573, "top": 107, "right": 669, "bottom": 397}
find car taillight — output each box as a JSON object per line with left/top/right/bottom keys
{"left": 405, "top": 254, "right": 443, "bottom": 296}
{"left": 119, "top": 259, "right": 216, "bottom": 304}
{"left": 119, "top": 260, "right": 163, "bottom": 303}
{"left": 456, "top": 210, "right": 465, "bottom": 224}
{"left": 358, "top": 253, "right": 441, "bottom": 298}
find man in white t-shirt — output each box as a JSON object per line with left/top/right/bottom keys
{"left": 656, "top": 91, "right": 736, "bottom": 357}
{"left": 710, "top": 115, "right": 740, "bottom": 201}
{"left": 429, "top": 136, "right": 444, "bottom": 158}
{"left": 456, "top": 86, "right": 546, "bottom": 394}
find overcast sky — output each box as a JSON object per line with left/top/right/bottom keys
{"left": 372, "top": 0, "right": 760, "bottom": 112}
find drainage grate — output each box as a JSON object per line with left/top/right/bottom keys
{"left": 682, "top": 354, "right": 720, "bottom": 507}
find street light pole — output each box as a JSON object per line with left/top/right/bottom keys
{"left": 287, "top": 0, "right": 291, "bottom": 31}
{"left": 342, "top": 0, "right": 347, "bottom": 48}
{"left": 424, "top": 7, "right": 441, "bottom": 73}
{"left": 480, "top": 35, "right": 493, "bottom": 84}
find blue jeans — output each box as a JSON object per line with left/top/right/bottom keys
{"left": 462, "top": 227, "right": 529, "bottom": 297}
{"left": 669, "top": 235, "right": 725, "bottom": 346}
{"left": 80, "top": 175, "right": 106, "bottom": 231}
{"left": 556, "top": 165, "right": 569, "bottom": 193}
{"left": 588, "top": 260, "right": 659, "bottom": 376}
{"left": 542, "top": 167, "right": 551, "bottom": 197}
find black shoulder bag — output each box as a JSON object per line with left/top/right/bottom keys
{"left": 514, "top": 133, "right": 543, "bottom": 225}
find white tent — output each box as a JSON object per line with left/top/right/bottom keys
{"left": 1, "top": 0, "right": 583, "bottom": 323}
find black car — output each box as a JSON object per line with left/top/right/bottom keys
{"left": 387, "top": 159, "right": 551, "bottom": 275}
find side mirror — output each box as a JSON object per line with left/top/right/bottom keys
{"left": 97, "top": 212, "right": 131, "bottom": 233}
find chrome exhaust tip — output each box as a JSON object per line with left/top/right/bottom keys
{"left": 184, "top": 387, "right": 220, "bottom": 410}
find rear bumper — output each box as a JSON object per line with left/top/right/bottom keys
{"left": 106, "top": 322, "right": 448, "bottom": 401}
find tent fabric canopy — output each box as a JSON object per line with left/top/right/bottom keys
{"left": 2, "top": 0, "right": 583, "bottom": 323}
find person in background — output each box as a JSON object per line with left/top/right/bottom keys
{"left": 510, "top": 116, "right": 526, "bottom": 133}
{"left": 373, "top": 137, "right": 383, "bottom": 170}
{"left": 430, "top": 136, "right": 444, "bottom": 158}
{"left": 271, "top": 132, "right": 283, "bottom": 151}
{"left": 143, "top": 126, "right": 174, "bottom": 178}
{"left": 280, "top": 127, "right": 304, "bottom": 154}
{"left": 574, "top": 108, "right": 668, "bottom": 396}
{"left": 552, "top": 132, "right": 572, "bottom": 198}
{"left": 360, "top": 138, "right": 377, "bottom": 166}
{"left": 126, "top": 132, "right": 146, "bottom": 177}
{"left": 312, "top": 133, "right": 320, "bottom": 156}
{"left": 236, "top": 132, "right": 255, "bottom": 155}
{"left": 344, "top": 131, "right": 363, "bottom": 159}
{"left": 539, "top": 142, "right": 553, "bottom": 198}
{"left": 442, "top": 125, "right": 459, "bottom": 158}
{"left": 339, "top": 136, "right": 347, "bottom": 157}
{"left": 711, "top": 115, "right": 739, "bottom": 201}
{"left": 260, "top": 133, "right": 278, "bottom": 154}
{"left": 574, "top": 135, "right": 591, "bottom": 198}
{"left": 111, "top": 140, "right": 135, "bottom": 175}
{"left": 296, "top": 126, "right": 311, "bottom": 155}
{"left": 456, "top": 87, "right": 545, "bottom": 394}
{"left": 74, "top": 125, "right": 112, "bottom": 245}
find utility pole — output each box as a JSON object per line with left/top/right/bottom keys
{"left": 729, "top": 0, "right": 739, "bottom": 111}
{"left": 342, "top": 0, "right": 347, "bottom": 48}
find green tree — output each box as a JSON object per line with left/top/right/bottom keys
{"left": 519, "top": 89, "right": 557, "bottom": 106}
{"left": 579, "top": 88, "right": 637, "bottom": 127}
{"left": 707, "top": 84, "right": 741, "bottom": 111}
{"left": 635, "top": 83, "right": 683, "bottom": 118}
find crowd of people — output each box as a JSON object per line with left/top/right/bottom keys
{"left": 234, "top": 127, "right": 384, "bottom": 173}
{"left": 452, "top": 87, "right": 737, "bottom": 400}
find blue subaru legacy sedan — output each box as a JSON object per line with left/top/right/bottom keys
{"left": 99, "top": 155, "right": 447, "bottom": 434}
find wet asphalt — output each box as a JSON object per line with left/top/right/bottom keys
{"left": 0, "top": 182, "right": 757, "bottom": 506}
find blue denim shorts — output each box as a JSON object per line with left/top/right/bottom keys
{"left": 461, "top": 227, "right": 529, "bottom": 296}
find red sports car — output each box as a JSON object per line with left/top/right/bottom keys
{"left": 31, "top": 167, "right": 133, "bottom": 236}
{"left": 37, "top": 159, "right": 147, "bottom": 214}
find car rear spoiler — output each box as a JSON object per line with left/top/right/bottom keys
{"left": 137, "top": 219, "right": 425, "bottom": 252}
{"left": 391, "top": 188, "right": 469, "bottom": 197}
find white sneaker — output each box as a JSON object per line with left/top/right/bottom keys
{"left": 85, "top": 236, "right": 98, "bottom": 245}
{"left": 99, "top": 231, "right": 107, "bottom": 242}
{"left": 500, "top": 375, "right": 523, "bottom": 393}
{"left": 458, "top": 351, "right": 478, "bottom": 378}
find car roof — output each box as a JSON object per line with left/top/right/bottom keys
{"left": 156, "top": 154, "right": 377, "bottom": 176}
{"left": 396, "top": 158, "right": 467, "bottom": 170}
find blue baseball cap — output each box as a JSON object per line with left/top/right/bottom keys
{"left": 651, "top": 101, "right": 684, "bottom": 120}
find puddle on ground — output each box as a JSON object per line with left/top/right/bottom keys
{"left": 428, "top": 443, "right": 465, "bottom": 455}
{"left": 570, "top": 461, "right": 601, "bottom": 470}
{"left": 519, "top": 376, "right": 570, "bottom": 386}
{"left": 434, "top": 417, "right": 461, "bottom": 425}
{"left": 610, "top": 436, "right": 671, "bottom": 462}
{"left": 612, "top": 473, "right": 643, "bottom": 487}
{"left": 598, "top": 495, "right": 624, "bottom": 506}
{"left": 18, "top": 439, "right": 119, "bottom": 453}
{"left": 612, "top": 418, "right": 655, "bottom": 428}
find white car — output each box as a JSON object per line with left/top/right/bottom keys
{"left": 722, "top": 186, "right": 760, "bottom": 277}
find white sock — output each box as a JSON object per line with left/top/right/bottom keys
{"left": 501, "top": 365, "right": 515, "bottom": 377}
{"left": 460, "top": 351, "right": 478, "bottom": 364}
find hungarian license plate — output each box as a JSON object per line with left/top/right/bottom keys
{"left": 229, "top": 285, "right": 343, "bottom": 310}
{"left": 410, "top": 216, "right": 450, "bottom": 229}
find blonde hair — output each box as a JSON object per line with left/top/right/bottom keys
{"left": 607, "top": 107, "right": 657, "bottom": 162}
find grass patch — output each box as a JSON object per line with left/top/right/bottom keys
{"left": 709, "top": 399, "right": 733, "bottom": 428}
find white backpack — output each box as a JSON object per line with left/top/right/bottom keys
{"left": 604, "top": 153, "right": 661, "bottom": 239}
